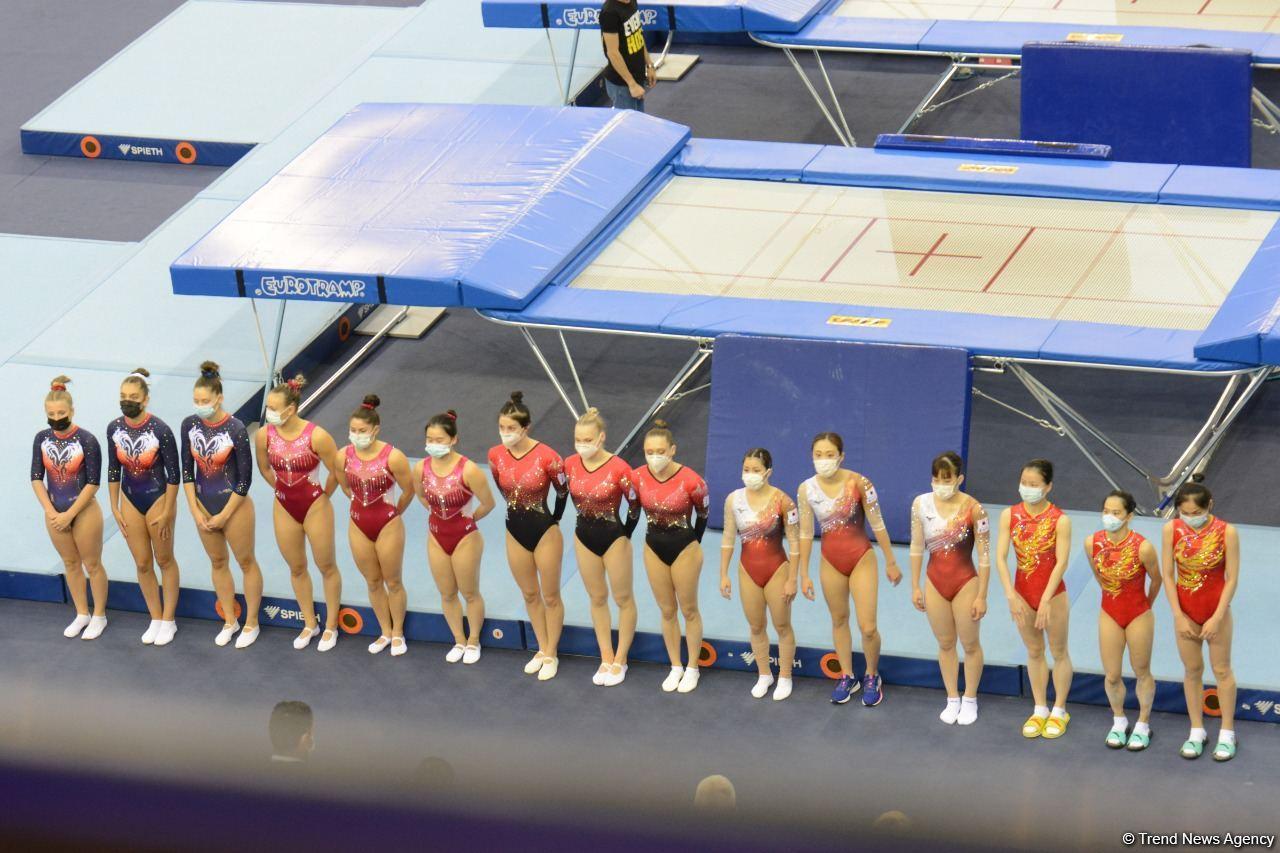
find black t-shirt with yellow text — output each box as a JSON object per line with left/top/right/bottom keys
{"left": 599, "top": 0, "right": 647, "bottom": 87}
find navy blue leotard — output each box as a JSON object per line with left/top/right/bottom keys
{"left": 107, "top": 414, "right": 180, "bottom": 515}
{"left": 31, "top": 426, "right": 102, "bottom": 513}
{"left": 180, "top": 413, "right": 252, "bottom": 515}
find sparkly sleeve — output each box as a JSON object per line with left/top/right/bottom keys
{"left": 230, "top": 419, "right": 252, "bottom": 496}
{"left": 972, "top": 502, "right": 991, "bottom": 571}
{"left": 106, "top": 421, "right": 121, "bottom": 483}
{"left": 621, "top": 462, "right": 640, "bottom": 537}
{"left": 720, "top": 494, "right": 737, "bottom": 549}
{"left": 160, "top": 421, "right": 181, "bottom": 486}
{"left": 861, "top": 474, "right": 886, "bottom": 532}
{"left": 30, "top": 432, "right": 44, "bottom": 482}
{"left": 797, "top": 481, "right": 815, "bottom": 541}
{"left": 179, "top": 417, "right": 195, "bottom": 484}
{"left": 783, "top": 493, "right": 800, "bottom": 556}
{"left": 83, "top": 432, "right": 102, "bottom": 487}
{"left": 909, "top": 495, "right": 925, "bottom": 557}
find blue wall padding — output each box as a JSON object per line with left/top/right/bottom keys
{"left": 919, "top": 21, "right": 1271, "bottom": 58}
{"left": 704, "top": 334, "right": 971, "bottom": 541}
{"left": 170, "top": 103, "right": 690, "bottom": 309}
{"left": 19, "top": 130, "right": 251, "bottom": 166}
{"left": 1194, "top": 220, "right": 1280, "bottom": 365}
{"left": 1021, "top": 42, "right": 1252, "bottom": 168}
{"left": 874, "top": 134, "right": 1110, "bottom": 160}
{"left": 479, "top": 0, "right": 825, "bottom": 32}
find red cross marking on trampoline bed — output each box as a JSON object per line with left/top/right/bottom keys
{"left": 875, "top": 232, "right": 983, "bottom": 277}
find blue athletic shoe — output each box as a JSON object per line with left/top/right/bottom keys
{"left": 862, "top": 674, "right": 883, "bottom": 707}
{"left": 830, "top": 674, "right": 858, "bottom": 704}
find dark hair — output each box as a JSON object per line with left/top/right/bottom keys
{"left": 1022, "top": 458, "right": 1054, "bottom": 485}
{"left": 811, "top": 432, "right": 844, "bottom": 454}
{"left": 123, "top": 367, "right": 151, "bottom": 396}
{"left": 931, "top": 451, "right": 963, "bottom": 478}
{"left": 195, "top": 360, "right": 222, "bottom": 395}
{"left": 271, "top": 373, "right": 307, "bottom": 409}
{"left": 499, "top": 391, "right": 531, "bottom": 428}
{"left": 1103, "top": 489, "right": 1136, "bottom": 515}
{"left": 743, "top": 447, "right": 772, "bottom": 469}
{"left": 426, "top": 409, "right": 459, "bottom": 438}
{"left": 1174, "top": 482, "right": 1212, "bottom": 510}
{"left": 646, "top": 418, "right": 674, "bottom": 445}
{"left": 268, "top": 700, "right": 313, "bottom": 754}
{"left": 351, "top": 394, "right": 381, "bottom": 427}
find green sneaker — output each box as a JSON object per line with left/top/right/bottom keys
{"left": 1212, "top": 739, "right": 1236, "bottom": 762}
{"left": 1180, "top": 738, "right": 1204, "bottom": 759}
{"left": 1105, "top": 728, "right": 1127, "bottom": 749}
{"left": 1125, "top": 730, "right": 1150, "bottom": 752}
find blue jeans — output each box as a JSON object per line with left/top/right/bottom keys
{"left": 605, "top": 79, "right": 646, "bottom": 113}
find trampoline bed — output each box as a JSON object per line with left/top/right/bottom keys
{"left": 169, "top": 103, "right": 1280, "bottom": 503}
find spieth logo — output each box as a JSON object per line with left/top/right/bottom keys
{"left": 256, "top": 275, "right": 367, "bottom": 300}
{"left": 117, "top": 142, "right": 164, "bottom": 157}
{"left": 740, "top": 651, "right": 801, "bottom": 669}
{"left": 557, "top": 6, "right": 657, "bottom": 26}
{"left": 263, "top": 605, "right": 306, "bottom": 622}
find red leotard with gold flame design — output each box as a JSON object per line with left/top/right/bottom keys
{"left": 1089, "top": 529, "right": 1150, "bottom": 629}
{"left": 1011, "top": 502, "right": 1065, "bottom": 610}
{"left": 1172, "top": 517, "right": 1227, "bottom": 626}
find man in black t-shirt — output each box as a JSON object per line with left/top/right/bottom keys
{"left": 599, "top": 0, "right": 654, "bottom": 112}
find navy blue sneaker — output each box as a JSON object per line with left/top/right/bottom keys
{"left": 830, "top": 674, "right": 859, "bottom": 704}
{"left": 862, "top": 674, "right": 883, "bottom": 707}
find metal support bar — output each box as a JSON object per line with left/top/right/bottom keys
{"left": 521, "top": 327, "right": 580, "bottom": 420}
{"left": 297, "top": 307, "right": 408, "bottom": 417}
{"left": 780, "top": 47, "right": 852, "bottom": 147}
{"left": 545, "top": 27, "right": 564, "bottom": 101}
{"left": 260, "top": 300, "right": 288, "bottom": 420}
{"left": 898, "top": 61, "right": 962, "bottom": 134}
{"left": 558, "top": 330, "right": 590, "bottom": 412}
{"left": 563, "top": 27, "right": 581, "bottom": 105}
{"left": 614, "top": 344, "right": 712, "bottom": 455}
{"left": 654, "top": 30, "right": 674, "bottom": 69}
{"left": 813, "top": 49, "right": 855, "bottom": 147}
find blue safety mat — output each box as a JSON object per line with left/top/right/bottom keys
{"left": 20, "top": 0, "right": 415, "bottom": 166}
{"left": 704, "top": 334, "right": 970, "bottom": 541}
{"left": 172, "top": 104, "right": 691, "bottom": 310}
{"left": 1021, "top": 43, "right": 1252, "bottom": 168}
{"left": 1195, "top": 220, "right": 1280, "bottom": 365}
{"left": 481, "top": 0, "right": 825, "bottom": 33}
{"left": 875, "top": 134, "right": 1111, "bottom": 161}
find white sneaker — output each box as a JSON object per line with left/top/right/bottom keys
{"left": 773, "top": 677, "right": 793, "bottom": 701}
{"left": 677, "top": 667, "right": 701, "bottom": 694}
{"left": 215, "top": 621, "right": 240, "bottom": 647}
{"left": 293, "top": 625, "right": 320, "bottom": 650}
{"left": 524, "top": 652, "right": 546, "bottom": 675}
{"left": 445, "top": 644, "right": 465, "bottom": 663}
{"left": 234, "top": 626, "right": 260, "bottom": 649}
{"left": 593, "top": 664, "right": 610, "bottom": 686}
{"left": 537, "top": 657, "right": 559, "bottom": 681}
{"left": 390, "top": 637, "right": 407, "bottom": 657}
{"left": 317, "top": 628, "right": 337, "bottom": 652}
{"left": 63, "top": 614, "right": 90, "bottom": 638}
{"left": 368, "top": 635, "right": 391, "bottom": 654}
{"left": 662, "top": 666, "right": 685, "bottom": 693}
{"left": 751, "top": 674, "right": 775, "bottom": 699}
{"left": 957, "top": 697, "right": 978, "bottom": 726}
{"left": 462, "top": 645, "right": 481, "bottom": 665}
{"left": 940, "top": 698, "right": 961, "bottom": 725}
{"left": 141, "top": 620, "right": 161, "bottom": 645}
{"left": 603, "top": 663, "right": 628, "bottom": 686}
{"left": 154, "top": 621, "right": 178, "bottom": 647}
{"left": 81, "top": 615, "right": 108, "bottom": 641}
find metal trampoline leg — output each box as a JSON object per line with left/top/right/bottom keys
{"left": 898, "top": 61, "right": 961, "bottom": 134}
{"left": 780, "top": 47, "right": 852, "bottom": 147}
{"left": 558, "top": 330, "right": 590, "bottom": 412}
{"left": 520, "top": 327, "right": 581, "bottom": 420}
{"left": 297, "top": 307, "right": 408, "bottom": 417}
{"left": 563, "top": 28, "right": 581, "bottom": 105}
{"left": 614, "top": 344, "right": 712, "bottom": 454}
{"left": 812, "top": 49, "right": 855, "bottom": 147}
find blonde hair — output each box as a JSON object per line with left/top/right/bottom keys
{"left": 46, "top": 375, "right": 73, "bottom": 405}
{"left": 576, "top": 407, "right": 606, "bottom": 433}
{"left": 645, "top": 418, "right": 674, "bottom": 445}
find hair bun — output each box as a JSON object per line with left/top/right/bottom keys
{"left": 199, "top": 360, "right": 221, "bottom": 379}
{"left": 361, "top": 393, "right": 381, "bottom": 410}
{"left": 509, "top": 391, "right": 524, "bottom": 405}
{"left": 445, "top": 409, "right": 458, "bottom": 421}
{"left": 131, "top": 367, "right": 150, "bottom": 378}
{"left": 50, "top": 374, "right": 71, "bottom": 392}
{"left": 652, "top": 418, "right": 669, "bottom": 430}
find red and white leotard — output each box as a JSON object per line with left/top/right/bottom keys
{"left": 421, "top": 455, "right": 476, "bottom": 556}
{"left": 345, "top": 443, "right": 398, "bottom": 541}
{"left": 266, "top": 422, "right": 323, "bottom": 525}
{"left": 913, "top": 493, "right": 983, "bottom": 601}
{"left": 723, "top": 488, "right": 797, "bottom": 588}
{"left": 799, "top": 473, "right": 881, "bottom": 576}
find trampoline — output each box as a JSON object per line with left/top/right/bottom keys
{"left": 170, "top": 103, "right": 1280, "bottom": 509}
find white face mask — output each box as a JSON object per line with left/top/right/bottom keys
{"left": 1101, "top": 514, "right": 1125, "bottom": 533}
{"left": 350, "top": 432, "right": 373, "bottom": 450}
{"left": 1180, "top": 512, "right": 1210, "bottom": 530}
{"left": 499, "top": 430, "right": 522, "bottom": 447}
{"left": 424, "top": 442, "right": 451, "bottom": 458}
{"left": 575, "top": 441, "right": 601, "bottom": 459}
{"left": 932, "top": 482, "right": 957, "bottom": 501}
{"left": 742, "top": 472, "right": 766, "bottom": 490}
{"left": 813, "top": 458, "right": 839, "bottom": 478}
{"left": 646, "top": 453, "right": 671, "bottom": 474}
{"left": 1019, "top": 485, "right": 1046, "bottom": 505}
{"left": 194, "top": 403, "right": 217, "bottom": 420}
{"left": 264, "top": 409, "right": 284, "bottom": 427}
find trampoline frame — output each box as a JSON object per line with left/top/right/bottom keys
{"left": 480, "top": 309, "right": 1274, "bottom": 515}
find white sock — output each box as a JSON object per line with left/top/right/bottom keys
{"left": 751, "top": 674, "right": 775, "bottom": 699}
{"left": 662, "top": 666, "right": 684, "bottom": 692}
{"left": 155, "top": 621, "right": 178, "bottom": 646}
{"left": 1034, "top": 704, "right": 1050, "bottom": 718}
{"left": 64, "top": 613, "right": 91, "bottom": 638}
{"left": 1111, "top": 716, "right": 1129, "bottom": 732}
{"left": 141, "top": 620, "right": 161, "bottom": 644}
{"left": 773, "top": 677, "right": 793, "bottom": 701}
{"left": 1189, "top": 727, "right": 1208, "bottom": 743}
{"left": 1218, "top": 729, "right": 1236, "bottom": 744}
{"left": 1133, "top": 721, "right": 1150, "bottom": 737}
{"left": 81, "top": 615, "right": 108, "bottom": 641}
{"left": 940, "top": 697, "right": 962, "bottom": 724}
{"left": 957, "top": 696, "right": 978, "bottom": 725}
{"left": 1050, "top": 706, "right": 1066, "bottom": 719}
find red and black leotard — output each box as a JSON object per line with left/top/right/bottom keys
{"left": 421, "top": 455, "right": 477, "bottom": 556}
{"left": 632, "top": 464, "right": 709, "bottom": 566}
{"left": 488, "top": 442, "right": 567, "bottom": 552}
{"left": 724, "top": 488, "right": 797, "bottom": 588}
{"left": 1172, "top": 516, "right": 1228, "bottom": 627}
{"left": 1090, "top": 529, "right": 1150, "bottom": 629}
{"left": 345, "top": 443, "right": 399, "bottom": 542}
{"left": 266, "top": 421, "right": 324, "bottom": 525}
{"left": 565, "top": 453, "right": 638, "bottom": 558}
{"left": 1011, "top": 502, "right": 1066, "bottom": 610}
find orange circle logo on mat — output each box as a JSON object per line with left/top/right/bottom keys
{"left": 819, "top": 653, "right": 843, "bottom": 680}
{"left": 337, "top": 316, "right": 351, "bottom": 341}
{"left": 175, "top": 142, "right": 197, "bottom": 164}
{"left": 1202, "top": 687, "right": 1222, "bottom": 718}
{"left": 215, "top": 599, "right": 243, "bottom": 621}
{"left": 338, "top": 607, "right": 363, "bottom": 634}
{"left": 491, "top": 627, "right": 504, "bottom": 640}
{"left": 80, "top": 136, "right": 101, "bottom": 158}
{"left": 698, "top": 642, "right": 717, "bottom": 667}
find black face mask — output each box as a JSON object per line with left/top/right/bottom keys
{"left": 47, "top": 417, "right": 71, "bottom": 432}
{"left": 120, "top": 400, "right": 144, "bottom": 419}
